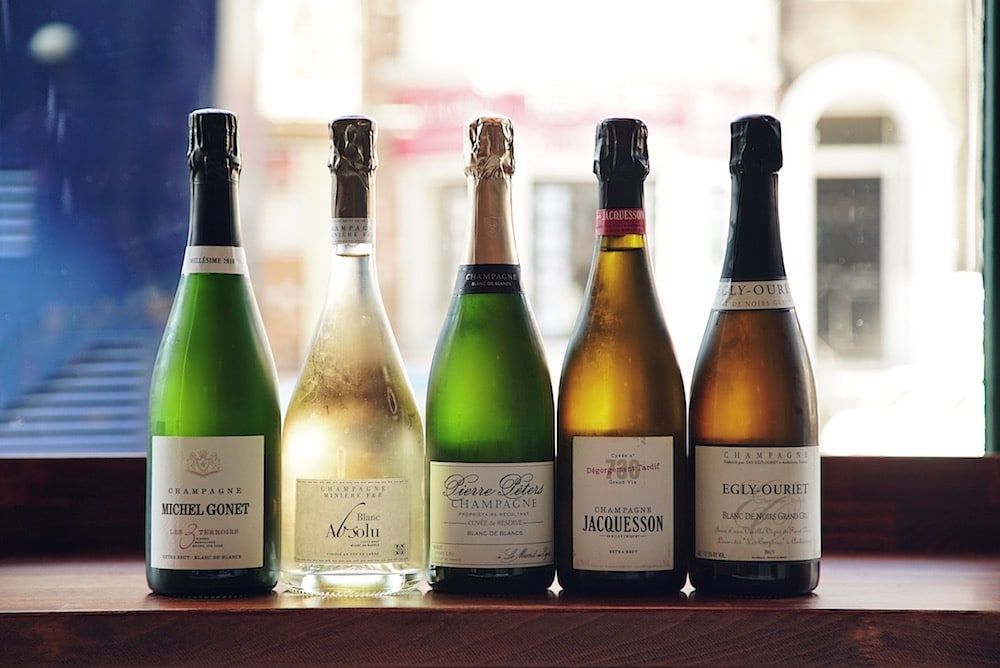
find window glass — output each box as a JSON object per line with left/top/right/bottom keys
{"left": 0, "top": 0, "right": 985, "bottom": 457}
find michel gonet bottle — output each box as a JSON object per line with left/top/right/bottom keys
{"left": 279, "top": 116, "right": 425, "bottom": 596}
{"left": 689, "top": 114, "right": 821, "bottom": 596}
{"left": 146, "top": 109, "right": 280, "bottom": 596}
{"left": 426, "top": 116, "right": 555, "bottom": 594}
{"left": 557, "top": 118, "right": 688, "bottom": 594}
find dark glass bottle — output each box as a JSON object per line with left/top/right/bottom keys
{"left": 689, "top": 115, "right": 820, "bottom": 596}
{"left": 146, "top": 109, "right": 280, "bottom": 596}
{"left": 557, "top": 119, "right": 688, "bottom": 594}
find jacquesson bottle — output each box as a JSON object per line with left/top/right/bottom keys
{"left": 147, "top": 109, "right": 281, "bottom": 596}
{"left": 690, "top": 115, "right": 820, "bottom": 596}
{"left": 280, "top": 116, "right": 425, "bottom": 595}
{"left": 557, "top": 118, "right": 687, "bottom": 594}
{"left": 426, "top": 116, "right": 556, "bottom": 594}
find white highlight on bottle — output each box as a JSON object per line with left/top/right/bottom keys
{"left": 182, "top": 246, "right": 248, "bottom": 275}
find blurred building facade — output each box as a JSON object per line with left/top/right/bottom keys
{"left": 237, "top": 0, "right": 982, "bottom": 455}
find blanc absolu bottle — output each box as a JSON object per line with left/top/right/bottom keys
{"left": 557, "top": 118, "right": 688, "bottom": 594}
{"left": 690, "top": 115, "right": 820, "bottom": 596}
{"left": 280, "top": 116, "right": 425, "bottom": 596}
{"left": 426, "top": 116, "right": 555, "bottom": 594}
{"left": 147, "top": 109, "right": 281, "bottom": 596}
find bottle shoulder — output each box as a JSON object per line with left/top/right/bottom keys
{"left": 690, "top": 309, "right": 817, "bottom": 444}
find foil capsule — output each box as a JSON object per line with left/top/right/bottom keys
{"left": 730, "top": 114, "right": 782, "bottom": 174}
{"left": 593, "top": 117, "right": 649, "bottom": 181}
{"left": 188, "top": 108, "right": 241, "bottom": 181}
{"left": 329, "top": 115, "right": 378, "bottom": 175}
{"left": 465, "top": 116, "right": 515, "bottom": 179}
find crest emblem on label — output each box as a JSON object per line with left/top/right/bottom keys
{"left": 185, "top": 450, "right": 222, "bottom": 477}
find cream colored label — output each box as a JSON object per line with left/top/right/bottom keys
{"left": 294, "top": 478, "right": 410, "bottom": 564}
{"left": 150, "top": 435, "right": 264, "bottom": 570}
{"left": 429, "top": 461, "right": 554, "bottom": 568}
{"left": 572, "top": 436, "right": 674, "bottom": 572}
{"left": 695, "top": 445, "right": 821, "bottom": 562}
{"left": 714, "top": 279, "right": 794, "bottom": 310}
{"left": 331, "top": 218, "right": 374, "bottom": 244}
{"left": 181, "top": 246, "right": 248, "bottom": 275}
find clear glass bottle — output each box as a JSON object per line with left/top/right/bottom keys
{"left": 280, "top": 116, "right": 425, "bottom": 596}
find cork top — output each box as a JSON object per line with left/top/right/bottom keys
{"left": 730, "top": 114, "right": 782, "bottom": 174}
{"left": 464, "top": 116, "right": 515, "bottom": 179}
{"left": 188, "top": 108, "right": 240, "bottom": 181}
{"left": 594, "top": 118, "right": 649, "bottom": 181}
{"left": 329, "top": 115, "right": 378, "bottom": 175}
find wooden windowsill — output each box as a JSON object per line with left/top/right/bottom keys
{"left": 1, "top": 554, "right": 997, "bottom": 665}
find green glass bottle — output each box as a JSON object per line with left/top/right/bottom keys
{"left": 146, "top": 109, "right": 281, "bottom": 596}
{"left": 426, "top": 116, "right": 555, "bottom": 594}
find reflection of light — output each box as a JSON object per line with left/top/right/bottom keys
{"left": 29, "top": 23, "right": 80, "bottom": 64}
{"left": 284, "top": 419, "right": 329, "bottom": 472}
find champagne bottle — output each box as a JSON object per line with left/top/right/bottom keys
{"left": 557, "top": 118, "right": 687, "bottom": 594}
{"left": 147, "top": 109, "right": 280, "bottom": 596}
{"left": 690, "top": 115, "right": 820, "bottom": 596}
{"left": 280, "top": 116, "right": 425, "bottom": 596}
{"left": 426, "top": 116, "right": 555, "bottom": 594}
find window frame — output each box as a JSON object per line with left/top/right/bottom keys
{"left": 1, "top": 4, "right": 998, "bottom": 557}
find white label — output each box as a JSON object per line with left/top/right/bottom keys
{"left": 695, "top": 445, "right": 821, "bottom": 562}
{"left": 331, "top": 218, "right": 374, "bottom": 244}
{"left": 429, "top": 461, "right": 554, "bottom": 568}
{"left": 181, "top": 246, "right": 248, "bottom": 275}
{"left": 294, "top": 478, "right": 410, "bottom": 564}
{"left": 714, "top": 279, "right": 794, "bottom": 310}
{"left": 150, "top": 435, "right": 265, "bottom": 570}
{"left": 572, "top": 436, "right": 674, "bottom": 572}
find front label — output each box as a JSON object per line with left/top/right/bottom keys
{"left": 572, "top": 436, "right": 674, "bottom": 572}
{"left": 150, "top": 435, "right": 264, "bottom": 570}
{"left": 713, "top": 279, "right": 794, "bottom": 310}
{"left": 695, "top": 445, "right": 821, "bottom": 562}
{"left": 455, "top": 264, "right": 522, "bottom": 295}
{"left": 595, "top": 208, "right": 646, "bottom": 236}
{"left": 429, "top": 461, "right": 553, "bottom": 567}
{"left": 182, "top": 246, "right": 248, "bottom": 275}
{"left": 331, "top": 217, "right": 374, "bottom": 244}
{"left": 294, "top": 478, "right": 410, "bottom": 565}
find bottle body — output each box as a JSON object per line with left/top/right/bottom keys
{"left": 689, "top": 306, "right": 819, "bottom": 596}
{"left": 280, "top": 247, "right": 425, "bottom": 595}
{"left": 280, "top": 116, "right": 425, "bottom": 596}
{"left": 557, "top": 236, "right": 688, "bottom": 594}
{"left": 426, "top": 117, "right": 555, "bottom": 593}
{"left": 426, "top": 268, "right": 556, "bottom": 593}
{"left": 690, "top": 115, "right": 820, "bottom": 596}
{"left": 557, "top": 119, "right": 687, "bottom": 594}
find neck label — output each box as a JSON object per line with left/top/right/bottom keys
{"left": 596, "top": 208, "right": 645, "bottom": 236}
{"left": 456, "top": 264, "right": 522, "bottom": 294}
{"left": 714, "top": 279, "right": 793, "bottom": 310}
{"left": 182, "top": 246, "right": 248, "bottom": 275}
{"left": 332, "top": 218, "right": 374, "bottom": 245}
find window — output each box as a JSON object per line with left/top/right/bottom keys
{"left": 0, "top": 0, "right": 987, "bottom": 457}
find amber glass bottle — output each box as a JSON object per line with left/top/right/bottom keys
{"left": 689, "top": 115, "right": 820, "bottom": 596}
{"left": 557, "top": 118, "right": 687, "bottom": 594}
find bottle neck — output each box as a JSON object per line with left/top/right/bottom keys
{"left": 721, "top": 172, "right": 786, "bottom": 280}
{"left": 465, "top": 175, "right": 517, "bottom": 265}
{"left": 596, "top": 178, "right": 646, "bottom": 239}
{"left": 331, "top": 171, "right": 375, "bottom": 257}
{"left": 597, "top": 179, "right": 644, "bottom": 211}
{"left": 188, "top": 178, "right": 241, "bottom": 246}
